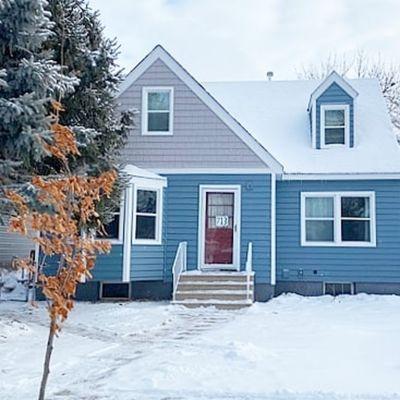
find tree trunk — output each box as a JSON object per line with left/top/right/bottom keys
{"left": 38, "top": 319, "right": 56, "bottom": 400}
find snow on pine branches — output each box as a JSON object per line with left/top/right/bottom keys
{"left": 6, "top": 102, "right": 116, "bottom": 400}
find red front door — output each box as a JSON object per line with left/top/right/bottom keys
{"left": 204, "top": 192, "right": 235, "bottom": 265}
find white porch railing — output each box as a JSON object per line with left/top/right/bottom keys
{"left": 172, "top": 241, "right": 187, "bottom": 301}
{"left": 245, "top": 242, "right": 253, "bottom": 301}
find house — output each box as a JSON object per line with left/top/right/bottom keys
{"left": 46, "top": 45, "right": 400, "bottom": 306}
{"left": 0, "top": 221, "right": 35, "bottom": 269}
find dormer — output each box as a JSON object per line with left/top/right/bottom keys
{"left": 308, "top": 71, "right": 358, "bottom": 149}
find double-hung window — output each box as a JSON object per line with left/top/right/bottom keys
{"left": 133, "top": 188, "right": 162, "bottom": 244}
{"left": 95, "top": 207, "right": 123, "bottom": 244}
{"left": 320, "top": 104, "right": 349, "bottom": 147}
{"left": 142, "top": 87, "right": 173, "bottom": 135}
{"left": 301, "top": 192, "right": 376, "bottom": 246}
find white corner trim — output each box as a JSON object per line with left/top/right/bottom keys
{"left": 270, "top": 173, "right": 276, "bottom": 285}
{"left": 117, "top": 45, "right": 283, "bottom": 173}
{"left": 320, "top": 104, "right": 350, "bottom": 148}
{"left": 311, "top": 104, "right": 317, "bottom": 149}
{"left": 300, "top": 191, "right": 376, "bottom": 248}
{"left": 141, "top": 86, "right": 174, "bottom": 136}
{"left": 122, "top": 184, "right": 134, "bottom": 282}
{"left": 352, "top": 95, "right": 357, "bottom": 147}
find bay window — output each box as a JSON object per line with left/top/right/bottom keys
{"left": 301, "top": 192, "right": 375, "bottom": 246}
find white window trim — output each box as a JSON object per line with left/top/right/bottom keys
{"left": 132, "top": 186, "right": 163, "bottom": 245}
{"left": 93, "top": 203, "right": 124, "bottom": 245}
{"left": 320, "top": 104, "right": 350, "bottom": 148}
{"left": 300, "top": 191, "right": 376, "bottom": 247}
{"left": 141, "top": 86, "right": 174, "bottom": 136}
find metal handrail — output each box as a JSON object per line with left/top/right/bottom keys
{"left": 172, "top": 241, "right": 187, "bottom": 301}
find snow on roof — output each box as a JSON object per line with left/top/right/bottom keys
{"left": 203, "top": 78, "right": 400, "bottom": 174}
{"left": 123, "top": 164, "right": 167, "bottom": 183}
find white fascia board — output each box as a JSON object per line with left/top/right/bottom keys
{"left": 283, "top": 173, "right": 400, "bottom": 181}
{"left": 151, "top": 168, "right": 272, "bottom": 174}
{"left": 118, "top": 45, "right": 284, "bottom": 174}
{"left": 307, "top": 71, "right": 359, "bottom": 111}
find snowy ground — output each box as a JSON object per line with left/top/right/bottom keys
{"left": 1, "top": 294, "right": 400, "bottom": 400}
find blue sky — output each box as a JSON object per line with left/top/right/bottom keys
{"left": 90, "top": 0, "right": 400, "bottom": 81}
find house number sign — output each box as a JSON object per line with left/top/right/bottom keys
{"left": 215, "top": 215, "right": 229, "bottom": 228}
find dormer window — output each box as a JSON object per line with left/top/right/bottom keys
{"left": 142, "top": 87, "right": 174, "bottom": 135}
{"left": 320, "top": 105, "right": 349, "bottom": 147}
{"left": 308, "top": 72, "right": 357, "bottom": 149}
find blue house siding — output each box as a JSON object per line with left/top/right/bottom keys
{"left": 316, "top": 82, "right": 354, "bottom": 148}
{"left": 40, "top": 245, "right": 123, "bottom": 284}
{"left": 92, "top": 245, "right": 123, "bottom": 281}
{"left": 163, "top": 174, "right": 272, "bottom": 284}
{"left": 276, "top": 179, "right": 400, "bottom": 284}
{"left": 131, "top": 245, "right": 164, "bottom": 281}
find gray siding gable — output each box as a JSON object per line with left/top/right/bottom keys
{"left": 118, "top": 58, "right": 268, "bottom": 169}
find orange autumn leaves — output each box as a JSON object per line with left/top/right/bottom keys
{"left": 6, "top": 104, "right": 116, "bottom": 332}
{"left": 45, "top": 101, "right": 79, "bottom": 162}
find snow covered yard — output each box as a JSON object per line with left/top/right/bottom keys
{"left": 1, "top": 294, "right": 400, "bottom": 400}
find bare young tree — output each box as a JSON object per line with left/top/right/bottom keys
{"left": 297, "top": 51, "right": 400, "bottom": 135}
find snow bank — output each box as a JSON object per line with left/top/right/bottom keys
{"left": 1, "top": 295, "right": 400, "bottom": 400}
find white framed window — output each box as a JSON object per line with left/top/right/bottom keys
{"left": 320, "top": 104, "right": 349, "bottom": 147}
{"left": 142, "top": 87, "right": 174, "bottom": 135}
{"left": 301, "top": 192, "right": 376, "bottom": 247}
{"left": 132, "top": 187, "right": 163, "bottom": 244}
{"left": 93, "top": 206, "right": 123, "bottom": 244}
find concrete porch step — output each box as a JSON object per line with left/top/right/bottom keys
{"left": 175, "top": 290, "right": 251, "bottom": 301}
{"left": 174, "top": 271, "right": 255, "bottom": 309}
{"left": 179, "top": 272, "right": 254, "bottom": 283}
{"left": 173, "top": 299, "right": 252, "bottom": 310}
{"left": 178, "top": 282, "right": 254, "bottom": 291}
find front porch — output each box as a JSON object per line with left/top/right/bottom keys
{"left": 173, "top": 271, "right": 255, "bottom": 310}
{"left": 172, "top": 241, "right": 255, "bottom": 309}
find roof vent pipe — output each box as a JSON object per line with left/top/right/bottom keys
{"left": 266, "top": 71, "right": 274, "bottom": 81}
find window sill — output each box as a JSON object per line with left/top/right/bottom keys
{"left": 132, "top": 239, "right": 163, "bottom": 246}
{"left": 301, "top": 241, "right": 376, "bottom": 248}
{"left": 142, "top": 131, "right": 173, "bottom": 136}
{"left": 96, "top": 238, "right": 122, "bottom": 245}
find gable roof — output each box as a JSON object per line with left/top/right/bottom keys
{"left": 118, "top": 45, "right": 283, "bottom": 173}
{"left": 204, "top": 79, "right": 400, "bottom": 175}
{"left": 307, "top": 71, "right": 359, "bottom": 111}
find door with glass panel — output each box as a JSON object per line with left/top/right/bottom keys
{"left": 199, "top": 186, "right": 240, "bottom": 270}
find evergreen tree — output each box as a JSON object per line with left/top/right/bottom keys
{"left": 0, "top": 0, "right": 76, "bottom": 215}
{"left": 45, "top": 0, "right": 133, "bottom": 177}
{"left": 44, "top": 0, "right": 134, "bottom": 226}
